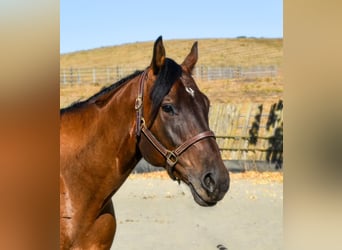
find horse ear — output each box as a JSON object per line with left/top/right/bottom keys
{"left": 151, "top": 36, "right": 166, "bottom": 75}
{"left": 181, "top": 41, "right": 198, "bottom": 73}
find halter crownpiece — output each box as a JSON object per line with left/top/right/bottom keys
{"left": 135, "top": 70, "right": 148, "bottom": 137}
{"left": 135, "top": 70, "right": 216, "bottom": 181}
{"left": 185, "top": 86, "right": 195, "bottom": 97}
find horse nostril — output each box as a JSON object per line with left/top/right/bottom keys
{"left": 202, "top": 172, "right": 216, "bottom": 194}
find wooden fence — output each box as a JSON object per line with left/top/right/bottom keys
{"left": 60, "top": 65, "right": 278, "bottom": 85}
{"left": 209, "top": 100, "right": 283, "bottom": 168}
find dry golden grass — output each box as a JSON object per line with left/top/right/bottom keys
{"left": 60, "top": 84, "right": 104, "bottom": 108}
{"left": 60, "top": 38, "right": 283, "bottom": 109}
{"left": 129, "top": 171, "right": 283, "bottom": 183}
{"left": 61, "top": 38, "right": 283, "bottom": 69}
{"left": 60, "top": 76, "right": 283, "bottom": 109}
{"left": 197, "top": 76, "right": 283, "bottom": 104}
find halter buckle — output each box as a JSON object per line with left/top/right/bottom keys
{"left": 135, "top": 97, "right": 143, "bottom": 110}
{"left": 166, "top": 151, "right": 178, "bottom": 167}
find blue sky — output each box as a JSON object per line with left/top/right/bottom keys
{"left": 60, "top": 0, "right": 282, "bottom": 54}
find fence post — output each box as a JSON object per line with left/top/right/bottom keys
{"left": 194, "top": 66, "right": 199, "bottom": 80}
{"left": 207, "top": 66, "right": 210, "bottom": 81}
{"left": 92, "top": 68, "right": 96, "bottom": 84}
{"left": 239, "top": 103, "right": 253, "bottom": 160}
{"left": 63, "top": 69, "right": 66, "bottom": 85}
{"left": 116, "top": 66, "right": 120, "bottom": 81}
{"left": 106, "top": 67, "right": 110, "bottom": 83}
{"left": 77, "top": 68, "right": 81, "bottom": 84}
{"left": 199, "top": 65, "right": 203, "bottom": 81}
{"left": 70, "top": 67, "right": 73, "bottom": 85}
{"left": 272, "top": 65, "right": 277, "bottom": 77}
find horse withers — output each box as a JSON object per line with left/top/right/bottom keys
{"left": 60, "top": 36, "right": 230, "bottom": 249}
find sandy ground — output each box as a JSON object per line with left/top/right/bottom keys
{"left": 111, "top": 174, "right": 283, "bottom": 250}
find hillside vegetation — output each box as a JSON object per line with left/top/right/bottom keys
{"left": 60, "top": 38, "right": 283, "bottom": 108}
{"left": 60, "top": 38, "right": 282, "bottom": 69}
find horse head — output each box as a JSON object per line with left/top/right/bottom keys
{"left": 137, "top": 36, "right": 230, "bottom": 206}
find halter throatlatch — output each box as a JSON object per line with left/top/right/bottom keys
{"left": 135, "top": 70, "right": 216, "bottom": 181}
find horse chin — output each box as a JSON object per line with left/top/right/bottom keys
{"left": 189, "top": 183, "right": 217, "bottom": 207}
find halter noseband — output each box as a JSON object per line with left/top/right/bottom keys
{"left": 135, "top": 70, "right": 216, "bottom": 181}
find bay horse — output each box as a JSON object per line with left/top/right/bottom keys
{"left": 60, "top": 36, "right": 230, "bottom": 249}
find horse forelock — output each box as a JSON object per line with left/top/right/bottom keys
{"left": 149, "top": 58, "right": 182, "bottom": 117}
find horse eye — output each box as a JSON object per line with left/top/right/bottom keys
{"left": 161, "top": 104, "right": 175, "bottom": 115}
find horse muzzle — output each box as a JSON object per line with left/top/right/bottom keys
{"left": 188, "top": 170, "right": 230, "bottom": 207}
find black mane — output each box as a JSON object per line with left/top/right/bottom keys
{"left": 150, "top": 58, "right": 182, "bottom": 116}
{"left": 60, "top": 58, "right": 182, "bottom": 116}
{"left": 60, "top": 70, "right": 143, "bottom": 114}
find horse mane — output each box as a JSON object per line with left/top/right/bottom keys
{"left": 60, "top": 70, "right": 143, "bottom": 114}
{"left": 60, "top": 58, "right": 182, "bottom": 116}
{"left": 150, "top": 58, "right": 182, "bottom": 117}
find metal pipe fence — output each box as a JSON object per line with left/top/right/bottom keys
{"left": 60, "top": 65, "right": 279, "bottom": 85}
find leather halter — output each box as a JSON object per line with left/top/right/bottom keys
{"left": 135, "top": 70, "right": 216, "bottom": 181}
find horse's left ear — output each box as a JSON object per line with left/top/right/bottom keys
{"left": 151, "top": 36, "right": 166, "bottom": 75}
{"left": 181, "top": 41, "right": 198, "bottom": 73}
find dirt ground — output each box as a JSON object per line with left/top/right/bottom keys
{"left": 111, "top": 172, "right": 283, "bottom": 250}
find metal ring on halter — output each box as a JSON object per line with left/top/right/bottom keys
{"left": 140, "top": 117, "right": 146, "bottom": 129}
{"left": 165, "top": 151, "right": 178, "bottom": 167}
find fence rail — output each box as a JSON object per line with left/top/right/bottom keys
{"left": 60, "top": 65, "right": 279, "bottom": 85}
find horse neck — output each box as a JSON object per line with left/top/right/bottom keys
{"left": 97, "top": 75, "right": 144, "bottom": 179}
{"left": 61, "top": 73, "right": 146, "bottom": 211}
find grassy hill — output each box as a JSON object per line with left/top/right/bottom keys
{"left": 60, "top": 38, "right": 283, "bottom": 108}
{"left": 60, "top": 38, "right": 283, "bottom": 69}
